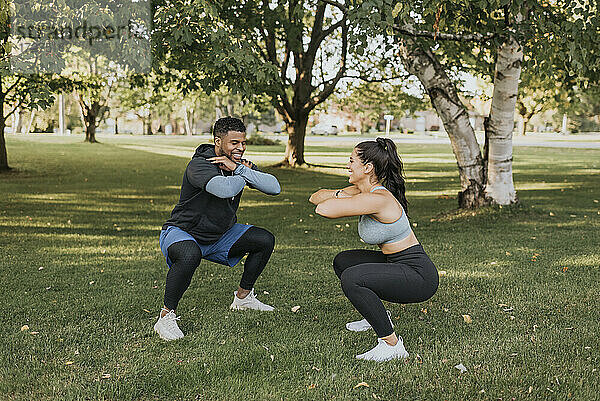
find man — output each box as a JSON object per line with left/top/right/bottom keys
{"left": 154, "top": 117, "right": 281, "bottom": 341}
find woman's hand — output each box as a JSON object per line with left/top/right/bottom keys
{"left": 309, "top": 189, "right": 335, "bottom": 205}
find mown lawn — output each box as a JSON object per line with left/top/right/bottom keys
{"left": 1, "top": 134, "right": 598, "bottom": 400}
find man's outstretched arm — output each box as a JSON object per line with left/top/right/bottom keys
{"left": 234, "top": 164, "right": 281, "bottom": 195}
{"left": 205, "top": 175, "right": 246, "bottom": 198}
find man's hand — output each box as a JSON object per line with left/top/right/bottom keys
{"left": 208, "top": 156, "right": 238, "bottom": 172}
{"left": 240, "top": 159, "right": 256, "bottom": 169}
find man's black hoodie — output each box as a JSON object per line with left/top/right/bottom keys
{"left": 163, "top": 144, "right": 245, "bottom": 244}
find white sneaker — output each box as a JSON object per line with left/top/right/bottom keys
{"left": 355, "top": 337, "right": 409, "bottom": 362}
{"left": 153, "top": 310, "right": 184, "bottom": 341}
{"left": 230, "top": 289, "right": 274, "bottom": 311}
{"left": 346, "top": 310, "right": 394, "bottom": 332}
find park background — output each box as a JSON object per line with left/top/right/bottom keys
{"left": 1, "top": 0, "right": 600, "bottom": 400}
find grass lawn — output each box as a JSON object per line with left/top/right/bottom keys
{"left": 1, "top": 134, "right": 599, "bottom": 400}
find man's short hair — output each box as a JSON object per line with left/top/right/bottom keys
{"left": 212, "top": 117, "right": 246, "bottom": 139}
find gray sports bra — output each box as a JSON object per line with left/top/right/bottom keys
{"left": 358, "top": 186, "right": 411, "bottom": 245}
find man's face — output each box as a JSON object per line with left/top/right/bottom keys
{"left": 215, "top": 130, "right": 247, "bottom": 162}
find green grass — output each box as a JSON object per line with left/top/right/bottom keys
{"left": 1, "top": 134, "right": 599, "bottom": 400}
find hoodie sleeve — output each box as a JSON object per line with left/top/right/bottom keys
{"left": 233, "top": 164, "right": 281, "bottom": 195}
{"left": 185, "top": 157, "right": 220, "bottom": 190}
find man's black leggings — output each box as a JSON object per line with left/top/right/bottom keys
{"left": 163, "top": 226, "right": 275, "bottom": 310}
{"left": 333, "top": 244, "right": 439, "bottom": 337}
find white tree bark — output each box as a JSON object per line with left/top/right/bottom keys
{"left": 484, "top": 34, "right": 522, "bottom": 205}
{"left": 398, "top": 36, "right": 486, "bottom": 208}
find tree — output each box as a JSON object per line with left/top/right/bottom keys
{"left": 516, "top": 72, "right": 578, "bottom": 136}
{"left": 0, "top": 1, "right": 57, "bottom": 171}
{"left": 331, "top": 80, "right": 428, "bottom": 133}
{"left": 154, "top": 0, "right": 349, "bottom": 166}
{"left": 352, "top": 0, "right": 600, "bottom": 207}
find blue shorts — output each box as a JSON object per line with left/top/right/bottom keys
{"left": 159, "top": 224, "right": 252, "bottom": 268}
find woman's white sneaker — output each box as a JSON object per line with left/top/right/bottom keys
{"left": 346, "top": 310, "right": 394, "bottom": 332}
{"left": 355, "top": 337, "right": 409, "bottom": 362}
{"left": 153, "top": 310, "right": 184, "bottom": 341}
{"left": 230, "top": 288, "right": 274, "bottom": 311}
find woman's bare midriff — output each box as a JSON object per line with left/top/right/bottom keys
{"left": 379, "top": 231, "right": 420, "bottom": 254}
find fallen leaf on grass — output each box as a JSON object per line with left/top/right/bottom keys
{"left": 270, "top": 355, "right": 274, "bottom": 361}
{"left": 549, "top": 212, "right": 555, "bottom": 216}
{"left": 30, "top": 331, "right": 39, "bottom": 335}
{"left": 142, "top": 309, "right": 151, "bottom": 313}
{"left": 454, "top": 363, "right": 467, "bottom": 373}
{"left": 263, "top": 291, "right": 269, "bottom": 295}
{"left": 354, "top": 382, "right": 369, "bottom": 389}
{"left": 421, "top": 308, "right": 427, "bottom": 314}
{"left": 462, "top": 314, "right": 473, "bottom": 324}
{"left": 311, "top": 366, "right": 321, "bottom": 371}
{"left": 307, "top": 384, "right": 316, "bottom": 389}
{"left": 291, "top": 306, "right": 301, "bottom": 313}
{"left": 20, "top": 325, "right": 29, "bottom": 332}
{"left": 101, "top": 373, "right": 111, "bottom": 379}
{"left": 38, "top": 266, "right": 44, "bottom": 271}
{"left": 562, "top": 266, "right": 569, "bottom": 272}
{"left": 65, "top": 361, "right": 74, "bottom": 365}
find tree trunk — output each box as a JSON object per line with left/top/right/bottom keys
{"left": 13, "top": 107, "right": 23, "bottom": 134}
{"left": 183, "top": 105, "right": 192, "bottom": 136}
{"left": 85, "top": 114, "right": 98, "bottom": 143}
{"left": 280, "top": 114, "right": 309, "bottom": 166}
{"left": 521, "top": 117, "right": 529, "bottom": 136}
{"left": 398, "top": 36, "right": 487, "bottom": 208}
{"left": 146, "top": 111, "right": 153, "bottom": 135}
{"left": 484, "top": 34, "right": 522, "bottom": 205}
{"left": 25, "top": 110, "right": 35, "bottom": 134}
{"left": 0, "top": 115, "right": 9, "bottom": 172}
{"left": 115, "top": 117, "right": 119, "bottom": 135}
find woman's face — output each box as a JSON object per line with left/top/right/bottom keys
{"left": 347, "top": 147, "right": 369, "bottom": 184}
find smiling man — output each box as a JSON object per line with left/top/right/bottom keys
{"left": 154, "top": 117, "right": 281, "bottom": 341}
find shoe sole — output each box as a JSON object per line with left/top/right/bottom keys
{"left": 356, "top": 351, "right": 409, "bottom": 362}
{"left": 153, "top": 324, "right": 183, "bottom": 341}
{"left": 230, "top": 304, "right": 274, "bottom": 311}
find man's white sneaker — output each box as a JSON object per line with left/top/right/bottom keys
{"left": 230, "top": 289, "right": 274, "bottom": 311}
{"left": 346, "top": 310, "right": 394, "bottom": 332}
{"left": 153, "top": 310, "right": 184, "bottom": 341}
{"left": 355, "top": 337, "right": 409, "bottom": 362}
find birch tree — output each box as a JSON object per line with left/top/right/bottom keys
{"left": 353, "top": 0, "right": 600, "bottom": 207}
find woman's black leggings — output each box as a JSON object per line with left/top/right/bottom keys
{"left": 333, "top": 244, "right": 439, "bottom": 337}
{"left": 163, "top": 226, "right": 275, "bottom": 310}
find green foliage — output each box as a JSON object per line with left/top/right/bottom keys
{"left": 245, "top": 135, "right": 281, "bottom": 146}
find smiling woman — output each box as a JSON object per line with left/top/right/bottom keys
{"left": 309, "top": 137, "right": 439, "bottom": 362}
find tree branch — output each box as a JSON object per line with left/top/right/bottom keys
{"left": 319, "top": 0, "right": 347, "bottom": 13}
{"left": 344, "top": 74, "right": 410, "bottom": 83}
{"left": 5, "top": 98, "right": 24, "bottom": 119}
{"left": 4, "top": 77, "right": 24, "bottom": 98}
{"left": 394, "top": 23, "right": 495, "bottom": 42}
{"left": 306, "top": 17, "right": 348, "bottom": 111}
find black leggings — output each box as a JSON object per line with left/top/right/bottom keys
{"left": 163, "top": 226, "right": 275, "bottom": 310}
{"left": 333, "top": 244, "right": 439, "bottom": 337}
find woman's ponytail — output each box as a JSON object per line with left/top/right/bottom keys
{"left": 356, "top": 137, "right": 409, "bottom": 215}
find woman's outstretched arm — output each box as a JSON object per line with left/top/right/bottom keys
{"left": 315, "top": 192, "right": 385, "bottom": 219}
{"left": 309, "top": 186, "right": 359, "bottom": 205}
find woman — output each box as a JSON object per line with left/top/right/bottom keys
{"left": 309, "top": 137, "right": 438, "bottom": 362}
